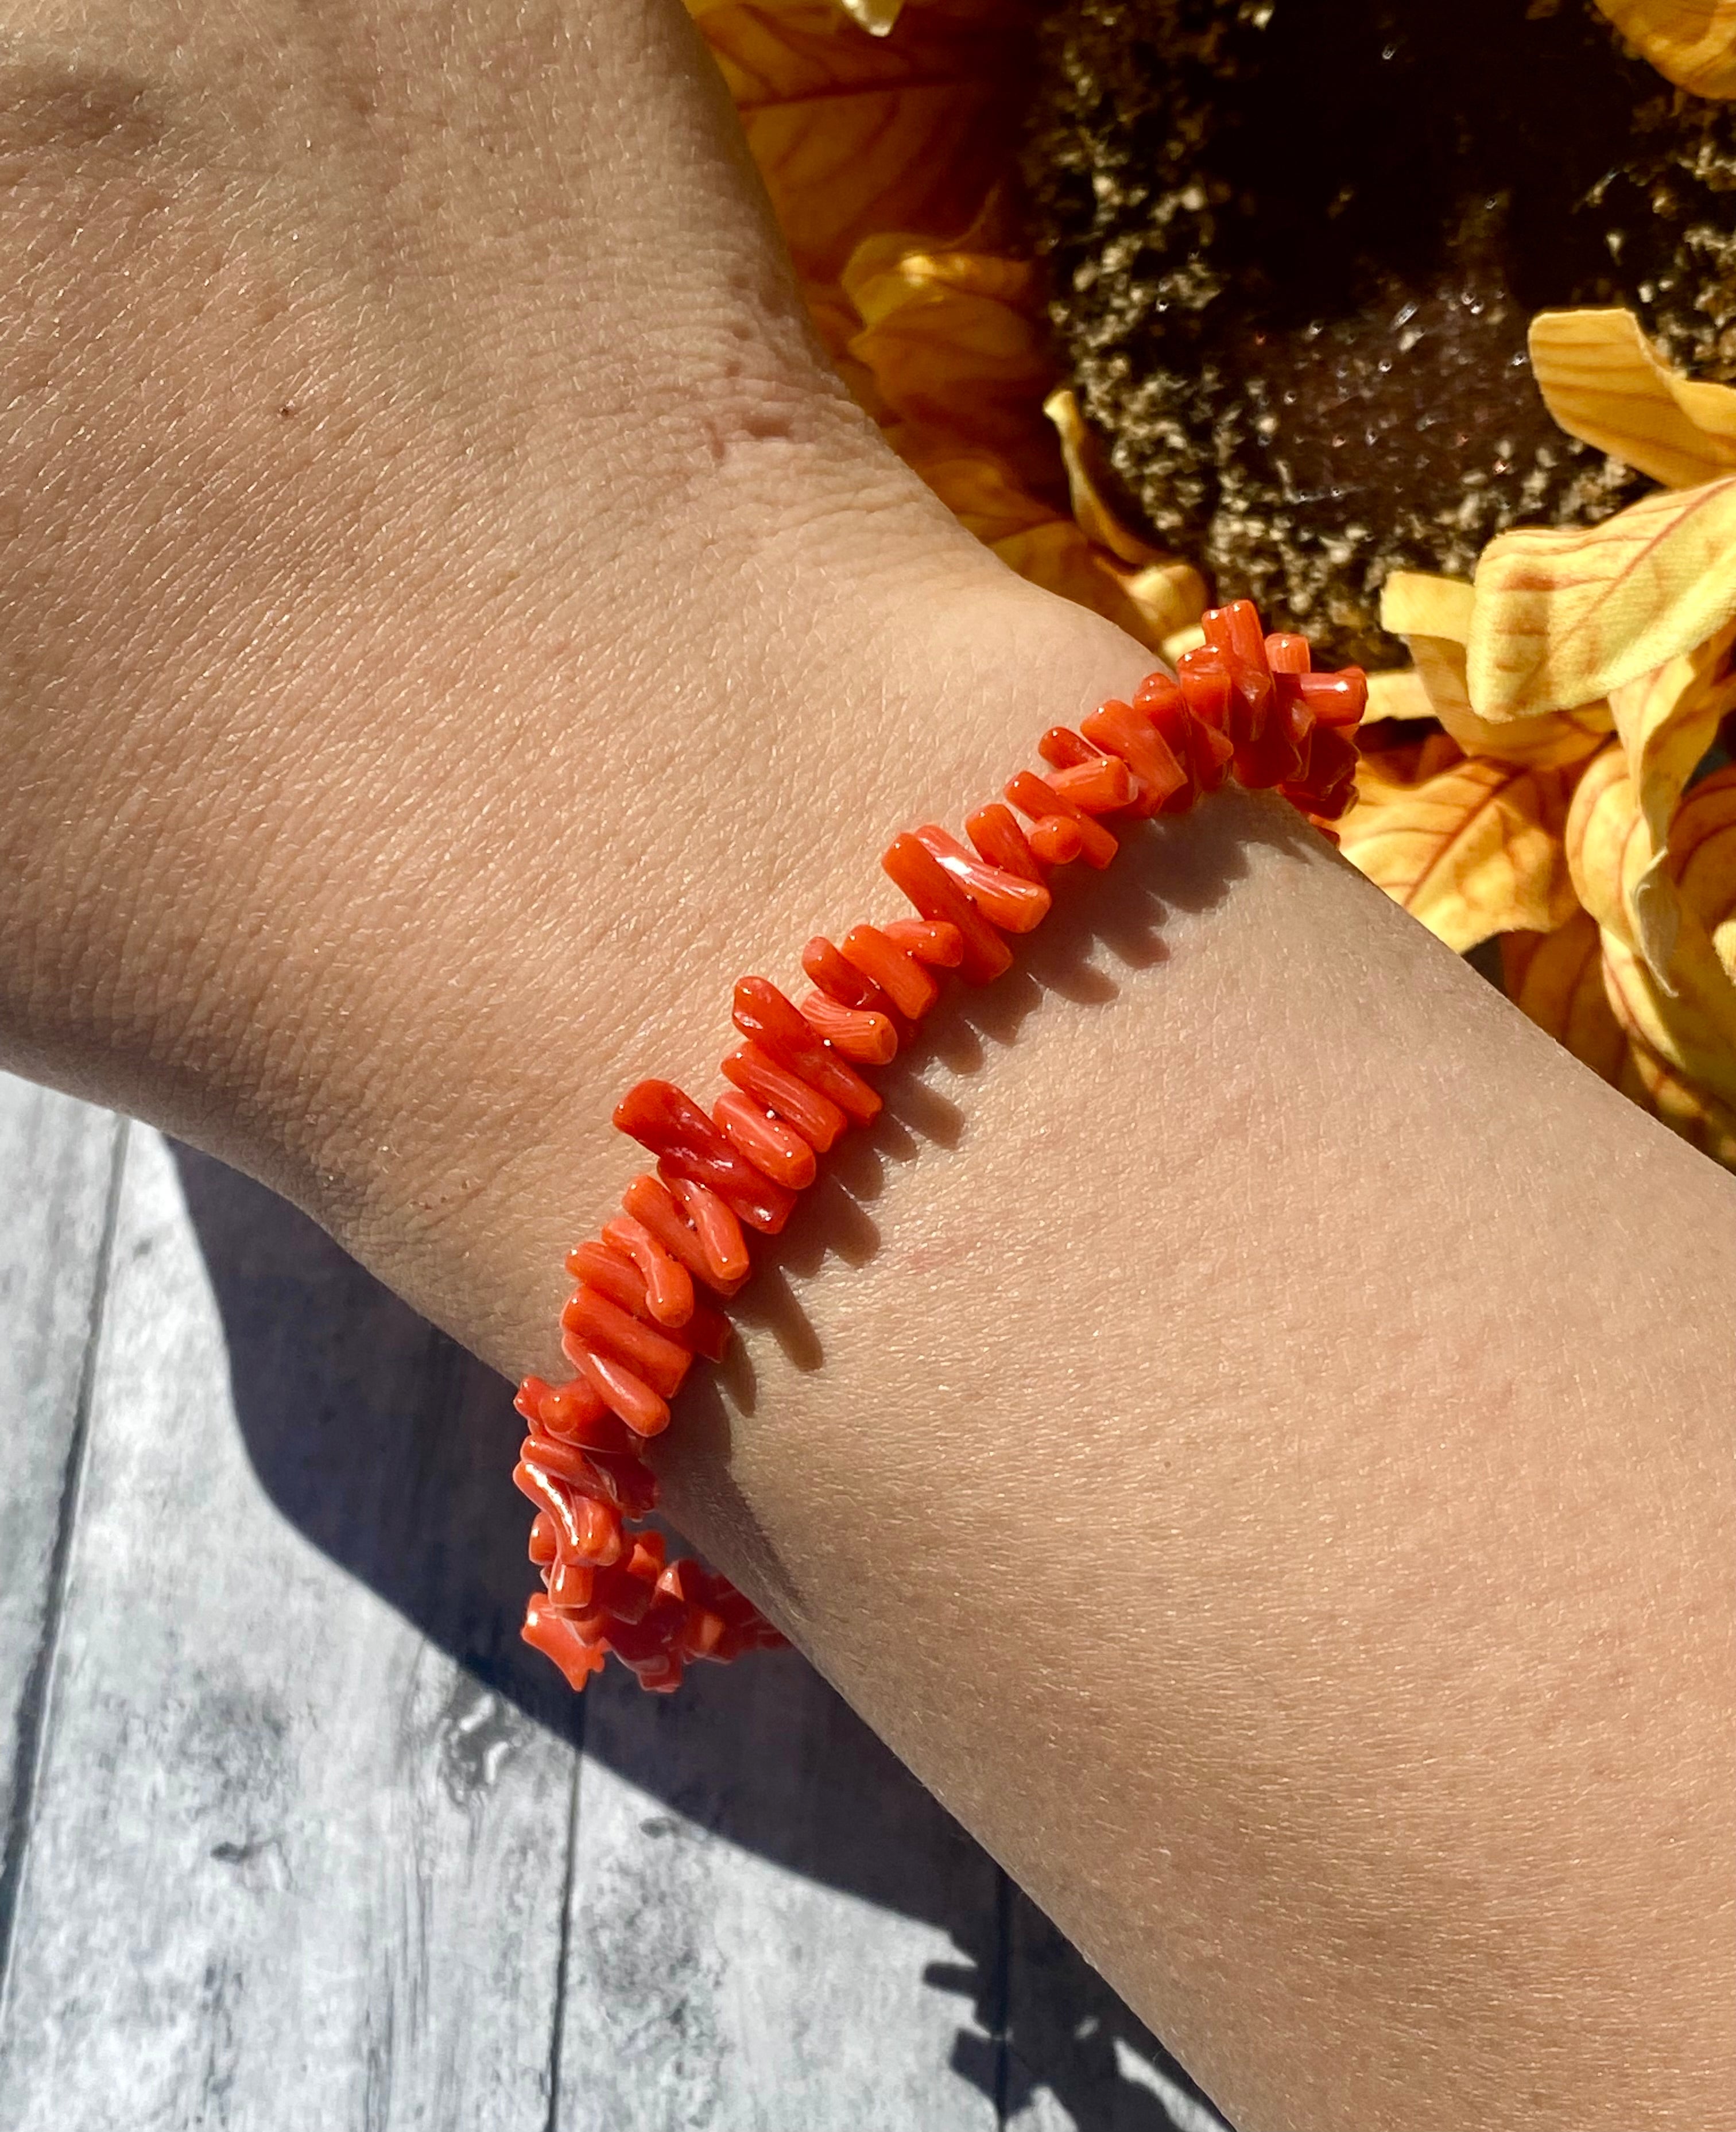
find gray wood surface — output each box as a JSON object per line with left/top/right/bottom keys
{"left": 0, "top": 1085, "right": 122, "bottom": 1910}
{"left": 0, "top": 1074, "right": 1229, "bottom": 2131}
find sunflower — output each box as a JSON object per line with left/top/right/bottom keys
{"left": 689, "top": 0, "right": 1736, "bottom": 1170}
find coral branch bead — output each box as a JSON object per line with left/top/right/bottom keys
{"left": 563, "top": 1339, "right": 672, "bottom": 1439}
{"left": 613, "top": 1079, "right": 797, "bottom": 1234}
{"left": 568, "top": 1235, "right": 694, "bottom": 1331}
{"left": 1005, "top": 770, "right": 1118, "bottom": 867}
{"left": 619, "top": 1172, "right": 749, "bottom": 1292}
{"left": 799, "top": 990, "right": 900, "bottom": 1064}
{"left": 881, "top": 832, "right": 1014, "bottom": 983}
{"left": 731, "top": 978, "right": 882, "bottom": 1122}
{"left": 1080, "top": 699, "right": 1187, "bottom": 816}
{"left": 801, "top": 935, "right": 887, "bottom": 1011}
{"left": 721, "top": 1042, "right": 848, "bottom": 1152}
{"left": 839, "top": 924, "right": 941, "bottom": 1018}
{"left": 913, "top": 824, "right": 1052, "bottom": 932}
{"left": 713, "top": 1086, "right": 820, "bottom": 1189}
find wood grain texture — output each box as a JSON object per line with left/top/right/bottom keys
{"left": 0, "top": 1080, "right": 121, "bottom": 1913}
{"left": 559, "top": 1650, "right": 1003, "bottom": 2132}
{"left": 0, "top": 1130, "right": 571, "bottom": 2132}
{"left": 0, "top": 1110, "right": 1230, "bottom": 2131}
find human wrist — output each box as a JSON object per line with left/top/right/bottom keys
{"left": 295, "top": 565, "right": 1158, "bottom": 1374}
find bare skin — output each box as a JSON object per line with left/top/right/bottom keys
{"left": 1, "top": 4, "right": 1731, "bottom": 2125}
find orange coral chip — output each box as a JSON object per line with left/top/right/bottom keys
{"left": 913, "top": 823, "right": 1052, "bottom": 930}
{"left": 882, "top": 832, "right": 1016, "bottom": 982}
{"left": 615, "top": 1079, "right": 797, "bottom": 1234}
{"left": 572, "top": 1228, "right": 693, "bottom": 1329}
{"left": 522, "top": 1596, "right": 608, "bottom": 1691}
{"left": 561, "top": 1285, "right": 692, "bottom": 1400}
{"left": 733, "top": 976, "right": 883, "bottom": 1121}
{"left": 839, "top": 921, "right": 940, "bottom": 1017}
{"left": 1047, "top": 754, "right": 1136, "bottom": 812}
{"left": 800, "top": 988, "right": 900, "bottom": 1063}
{"left": 563, "top": 1338, "right": 672, "bottom": 1440}
{"left": 721, "top": 1041, "right": 849, "bottom": 1152}
{"left": 620, "top": 1172, "right": 749, "bottom": 1293}
{"left": 714, "top": 1086, "right": 820, "bottom": 1189}
{"left": 513, "top": 1459, "right": 626, "bottom": 1566}
{"left": 882, "top": 917, "right": 964, "bottom": 965}
{"left": 1080, "top": 698, "right": 1187, "bottom": 816}
{"left": 514, "top": 1372, "right": 634, "bottom": 1451}
{"left": 1005, "top": 769, "right": 1118, "bottom": 867}
{"left": 802, "top": 935, "right": 888, "bottom": 1011}
{"left": 966, "top": 801, "right": 1045, "bottom": 882}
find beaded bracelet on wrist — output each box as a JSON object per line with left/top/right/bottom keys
{"left": 514, "top": 599, "right": 1367, "bottom": 1695}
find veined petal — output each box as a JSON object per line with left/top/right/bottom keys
{"left": 1467, "top": 475, "right": 1736, "bottom": 718}
{"left": 1590, "top": 0, "right": 1736, "bottom": 98}
{"left": 838, "top": 0, "right": 905, "bottom": 32}
{"left": 1044, "top": 387, "right": 1162, "bottom": 565}
{"left": 1501, "top": 910, "right": 1626, "bottom": 1084}
{"left": 1530, "top": 308, "right": 1736, "bottom": 489}
{"left": 1607, "top": 628, "right": 1736, "bottom": 976}
{"left": 1620, "top": 1033, "right": 1736, "bottom": 1167}
{"left": 1338, "top": 749, "right": 1582, "bottom": 952}
{"left": 990, "top": 523, "right": 1203, "bottom": 648}
{"left": 1381, "top": 571, "right": 1475, "bottom": 643}
{"left": 1381, "top": 571, "right": 1612, "bottom": 764}
{"left": 844, "top": 231, "right": 1055, "bottom": 474}
{"left": 693, "top": 0, "right": 1026, "bottom": 286}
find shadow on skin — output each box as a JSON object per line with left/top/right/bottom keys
{"left": 671, "top": 791, "right": 1307, "bottom": 1618}
{"left": 170, "top": 797, "right": 1302, "bottom": 2129}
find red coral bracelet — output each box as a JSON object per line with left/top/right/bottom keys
{"left": 514, "top": 600, "right": 1366, "bottom": 1694}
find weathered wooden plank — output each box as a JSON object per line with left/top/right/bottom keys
{"left": 0, "top": 1131, "right": 573, "bottom": 2132}
{"left": 559, "top": 1651, "right": 1004, "bottom": 2131}
{"left": 0, "top": 1079, "right": 121, "bottom": 1908}
{"left": 1003, "top": 1888, "right": 1233, "bottom": 2132}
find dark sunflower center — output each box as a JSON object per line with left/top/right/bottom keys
{"left": 1024, "top": 0, "right": 1736, "bottom": 666}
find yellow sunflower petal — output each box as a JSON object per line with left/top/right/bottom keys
{"left": 1467, "top": 475, "right": 1736, "bottom": 718}
{"left": 1381, "top": 571, "right": 1475, "bottom": 643}
{"left": 1606, "top": 627, "right": 1736, "bottom": 974}
{"left": 1363, "top": 669, "right": 1434, "bottom": 721}
{"left": 1622, "top": 1032, "right": 1736, "bottom": 1166}
{"left": 1409, "top": 635, "right": 1611, "bottom": 767}
{"left": 1380, "top": 569, "right": 1614, "bottom": 764}
{"left": 1601, "top": 911, "right": 1736, "bottom": 1108}
{"left": 1044, "top": 387, "right": 1161, "bottom": 566}
{"left": 1338, "top": 750, "right": 1582, "bottom": 951}
{"left": 1565, "top": 741, "right": 1644, "bottom": 951}
{"left": 1589, "top": 0, "right": 1736, "bottom": 98}
{"left": 1100, "top": 556, "right": 1208, "bottom": 642}
{"left": 1671, "top": 764, "right": 1736, "bottom": 976}
{"left": 988, "top": 522, "right": 1204, "bottom": 648}
{"left": 1608, "top": 625, "right": 1736, "bottom": 850}
{"left": 844, "top": 232, "right": 1055, "bottom": 476}
{"left": 1354, "top": 730, "right": 1467, "bottom": 792}
{"left": 893, "top": 438, "right": 1052, "bottom": 543}
{"left": 1573, "top": 758, "right": 1736, "bottom": 1102}
{"left": 1501, "top": 909, "right": 1627, "bottom": 1084}
{"left": 696, "top": 0, "right": 1022, "bottom": 287}
{"left": 1529, "top": 308, "right": 1736, "bottom": 490}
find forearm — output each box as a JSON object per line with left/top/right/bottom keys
{"left": 2, "top": 3, "right": 1731, "bottom": 2125}
{"left": 460, "top": 750, "right": 1735, "bottom": 2131}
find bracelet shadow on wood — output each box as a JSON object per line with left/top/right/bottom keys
{"left": 167, "top": 1137, "right": 1234, "bottom": 2129}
